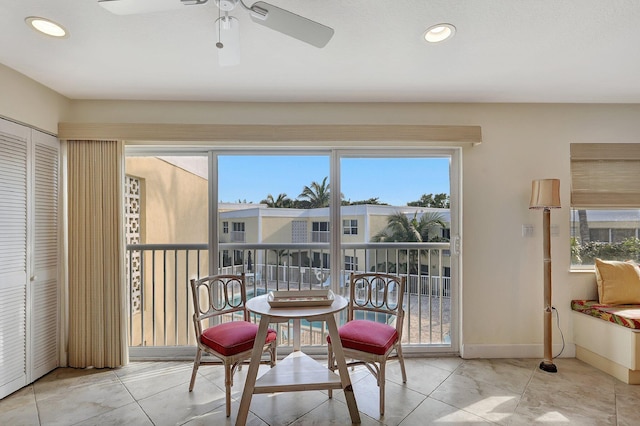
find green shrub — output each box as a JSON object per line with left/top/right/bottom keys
{"left": 573, "top": 237, "right": 640, "bottom": 264}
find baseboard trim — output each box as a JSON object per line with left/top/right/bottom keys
{"left": 576, "top": 346, "right": 640, "bottom": 384}
{"left": 461, "top": 343, "right": 575, "bottom": 359}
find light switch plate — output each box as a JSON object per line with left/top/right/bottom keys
{"left": 522, "top": 224, "right": 534, "bottom": 237}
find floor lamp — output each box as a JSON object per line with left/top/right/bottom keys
{"left": 529, "top": 179, "right": 561, "bottom": 373}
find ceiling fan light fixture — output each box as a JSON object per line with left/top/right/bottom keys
{"left": 215, "top": 15, "right": 240, "bottom": 66}
{"left": 25, "top": 16, "right": 68, "bottom": 38}
{"left": 424, "top": 23, "right": 455, "bottom": 43}
{"left": 215, "top": 0, "right": 239, "bottom": 12}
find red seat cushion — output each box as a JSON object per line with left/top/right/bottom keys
{"left": 200, "top": 321, "right": 276, "bottom": 356}
{"left": 328, "top": 320, "right": 398, "bottom": 355}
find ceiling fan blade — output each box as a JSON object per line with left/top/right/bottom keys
{"left": 249, "top": 1, "right": 334, "bottom": 48}
{"left": 98, "top": 0, "right": 207, "bottom": 15}
{"left": 215, "top": 16, "right": 240, "bottom": 66}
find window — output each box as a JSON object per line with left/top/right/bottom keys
{"left": 571, "top": 209, "right": 640, "bottom": 265}
{"left": 570, "top": 143, "right": 640, "bottom": 266}
{"left": 231, "top": 222, "right": 245, "bottom": 242}
{"left": 584, "top": 228, "right": 636, "bottom": 243}
{"left": 222, "top": 221, "right": 228, "bottom": 234}
{"left": 589, "top": 228, "right": 610, "bottom": 242}
{"left": 312, "top": 252, "right": 330, "bottom": 268}
{"left": 343, "top": 219, "right": 358, "bottom": 235}
{"left": 222, "top": 250, "right": 231, "bottom": 267}
{"left": 312, "top": 221, "right": 330, "bottom": 242}
{"left": 344, "top": 255, "right": 358, "bottom": 271}
{"left": 233, "top": 249, "right": 243, "bottom": 266}
{"left": 613, "top": 228, "right": 637, "bottom": 243}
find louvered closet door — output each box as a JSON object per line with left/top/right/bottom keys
{"left": 30, "top": 130, "right": 59, "bottom": 381}
{"left": 0, "top": 119, "right": 29, "bottom": 399}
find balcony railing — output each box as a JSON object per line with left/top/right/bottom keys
{"left": 126, "top": 242, "right": 452, "bottom": 353}
{"left": 230, "top": 230, "right": 245, "bottom": 242}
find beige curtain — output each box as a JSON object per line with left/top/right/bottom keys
{"left": 67, "top": 140, "right": 128, "bottom": 368}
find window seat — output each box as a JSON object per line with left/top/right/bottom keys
{"left": 571, "top": 300, "right": 640, "bottom": 384}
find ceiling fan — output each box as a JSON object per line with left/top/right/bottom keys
{"left": 98, "top": 0, "right": 334, "bottom": 66}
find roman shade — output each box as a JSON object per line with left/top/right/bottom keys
{"left": 570, "top": 143, "right": 640, "bottom": 208}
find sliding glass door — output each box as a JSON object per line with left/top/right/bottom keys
{"left": 125, "top": 147, "right": 460, "bottom": 356}
{"left": 338, "top": 153, "right": 458, "bottom": 350}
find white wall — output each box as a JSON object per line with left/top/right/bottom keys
{"left": 8, "top": 66, "right": 640, "bottom": 358}
{"left": 456, "top": 104, "right": 640, "bottom": 357}
{"left": 0, "top": 64, "right": 69, "bottom": 134}
{"left": 64, "top": 100, "right": 640, "bottom": 357}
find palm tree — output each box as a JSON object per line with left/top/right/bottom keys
{"left": 372, "top": 211, "right": 447, "bottom": 243}
{"left": 578, "top": 209, "right": 590, "bottom": 243}
{"left": 298, "top": 177, "right": 331, "bottom": 208}
{"left": 261, "top": 193, "right": 292, "bottom": 208}
{"left": 372, "top": 211, "right": 447, "bottom": 274}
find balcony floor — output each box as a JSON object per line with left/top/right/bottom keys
{"left": 1, "top": 357, "right": 637, "bottom": 425}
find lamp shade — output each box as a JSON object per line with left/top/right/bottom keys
{"left": 529, "top": 179, "right": 561, "bottom": 209}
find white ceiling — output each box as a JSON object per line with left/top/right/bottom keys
{"left": 2, "top": 1, "right": 640, "bottom": 103}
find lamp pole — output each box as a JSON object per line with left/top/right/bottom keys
{"left": 540, "top": 207, "right": 557, "bottom": 373}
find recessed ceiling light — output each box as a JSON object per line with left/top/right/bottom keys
{"left": 424, "top": 23, "right": 455, "bottom": 43}
{"left": 25, "top": 16, "right": 68, "bottom": 38}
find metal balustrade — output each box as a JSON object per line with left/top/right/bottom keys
{"left": 126, "top": 242, "right": 452, "bottom": 352}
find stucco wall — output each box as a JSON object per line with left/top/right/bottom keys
{"left": 126, "top": 157, "right": 208, "bottom": 244}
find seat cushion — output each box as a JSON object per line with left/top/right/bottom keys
{"left": 328, "top": 320, "right": 398, "bottom": 355}
{"left": 572, "top": 299, "right": 640, "bottom": 329}
{"left": 200, "top": 321, "right": 276, "bottom": 356}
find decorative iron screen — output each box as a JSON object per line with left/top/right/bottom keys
{"left": 125, "top": 175, "right": 142, "bottom": 314}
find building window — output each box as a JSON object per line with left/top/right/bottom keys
{"left": 612, "top": 228, "right": 636, "bottom": 243}
{"left": 344, "top": 255, "right": 358, "bottom": 271}
{"left": 233, "top": 249, "right": 243, "bottom": 266}
{"left": 343, "top": 219, "right": 358, "bottom": 235}
{"left": 570, "top": 143, "right": 640, "bottom": 267}
{"left": 312, "top": 221, "right": 330, "bottom": 243}
{"left": 222, "top": 249, "right": 231, "bottom": 267}
{"left": 222, "top": 221, "right": 228, "bottom": 234}
{"left": 589, "top": 228, "right": 609, "bottom": 242}
{"left": 312, "top": 252, "right": 330, "bottom": 268}
{"left": 231, "top": 222, "right": 245, "bottom": 242}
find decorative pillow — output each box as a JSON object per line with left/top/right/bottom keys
{"left": 594, "top": 258, "right": 640, "bottom": 305}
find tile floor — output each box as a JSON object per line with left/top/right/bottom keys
{"left": 1, "top": 356, "right": 639, "bottom": 425}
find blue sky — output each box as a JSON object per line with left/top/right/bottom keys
{"left": 218, "top": 155, "right": 450, "bottom": 206}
